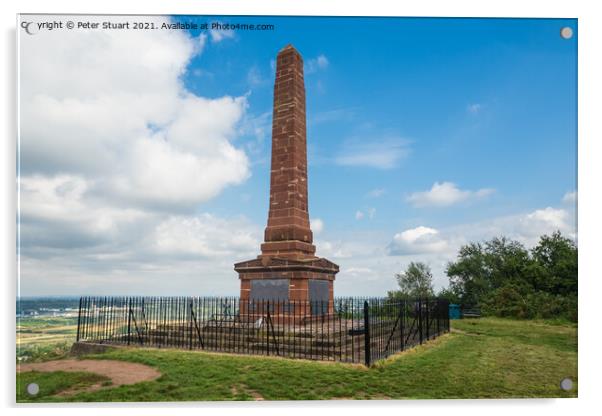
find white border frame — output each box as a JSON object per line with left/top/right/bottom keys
{"left": 3, "top": 1, "right": 600, "bottom": 415}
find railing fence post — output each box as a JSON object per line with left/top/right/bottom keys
{"left": 363, "top": 300, "right": 371, "bottom": 367}
{"left": 436, "top": 299, "right": 441, "bottom": 336}
{"left": 189, "top": 298, "right": 193, "bottom": 350}
{"left": 400, "top": 299, "right": 405, "bottom": 351}
{"left": 127, "top": 297, "right": 132, "bottom": 346}
{"left": 425, "top": 297, "right": 430, "bottom": 340}
{"left": 76, "top": 296, "right": 83, "bottom": 342}
{"left": 266, "top": 300, "right": 271, "bottom": 356}
{"left": 418, "top": 298, "right": 423, "bottom": 345}
{"left": 445, "top": 301, "right": 450, "bottom": 332}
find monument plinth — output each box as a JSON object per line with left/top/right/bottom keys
{"left": 234, "top": 45, "right": 339, "bottom": 321}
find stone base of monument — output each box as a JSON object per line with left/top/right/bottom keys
{"left": 237, "top": 312, "right": 338, "bottom": 326}
{"left": 86, "top": 315, "right": 369, "bottom": 362}
{"left": 235, "top": 256, "right": 339, "bottom": 325}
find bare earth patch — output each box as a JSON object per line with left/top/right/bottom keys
{"left": 18, "top": 359, "right": 161, "bottom": 395}
{"left": 231, "top": 384, "right": 264, "bottom": 401}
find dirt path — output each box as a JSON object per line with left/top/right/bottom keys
{"left": 18, "top": 359, "right": 161, "bottom": 395}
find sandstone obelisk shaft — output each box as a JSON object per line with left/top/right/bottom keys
{"left": 260, "top": 44, "right": 316, "bottom": 260}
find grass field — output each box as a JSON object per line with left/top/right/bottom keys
{"left": 16, "top": 317, "right": 577, "bottom": 401}
{"left": 17, "top": 316, "right": 78, "bottom": 363}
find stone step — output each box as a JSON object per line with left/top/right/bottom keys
{"left": 121, "top": 330, "right": 366, "bottom": 350}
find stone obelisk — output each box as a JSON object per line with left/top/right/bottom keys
{"left": 234, "top": 45, "right": 339, "bottom": 321}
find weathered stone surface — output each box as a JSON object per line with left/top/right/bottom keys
{"left": 70, "top": 342, "right": 114, "bottom": 356}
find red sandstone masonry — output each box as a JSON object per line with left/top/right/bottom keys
{"left": 263, "top": 45, "right": 314, "bottom": 257}
{"left": 234, "top": 45, "right": 339, "bottom": 317}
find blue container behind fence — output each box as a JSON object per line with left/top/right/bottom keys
{"left": 449, "top": 304, "right": 461, "bottom": 320}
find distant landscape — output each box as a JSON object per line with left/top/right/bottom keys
{"left": 17, "top": 297, "right": 80, "bottom": 362}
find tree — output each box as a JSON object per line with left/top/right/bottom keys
{"left": 446, "top": 242, "right": 488, "bottom": 306}
{"left": 445, "top": 232, "right": 577, "bottom": 321}
{"left": 437, "top": 287, "right": 461, "bottom": 304}
{"left": 531, "top": 231, "right": 577, "bottom": 295}
{"left": 395, "top": 262, "right": 435, "bottom": 299}
{"left": 446, "top": 237, "right": 533, "bottom": 306}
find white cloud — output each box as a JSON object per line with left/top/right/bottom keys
{"left": 18, "top": 16, "right": 255, "bottom": 296}
{"left": 342, "top": 267, "right": 374, "bottom": 277}
{"left": 388, "top": 226, "right": 449, "bottom": 255}
{"left": 520, "top": 207, "right": 571, "bottom": 238}
{"left": 311, "top": 218, "right": 324, "bottom": 234}
{"left": 18, "top": 171, "right": 262, "bottom": 295}
{"left": 152, "top": 214, "right": 258, "bottom": 259}
{"left": 246, "top": 65, "right": 266, "bottom": 87}
{"left": 316, "top": 55, "right": 329, "bottom": 69}
{"left": 315, "top": 240, "right": 352, "bottom": 259}
{"left": 305, "top": 54, "right": 329, "bottom": 74}
{"left": 209, "top": 23, "right": 236, "bottom": 43}
{"left": 335, "top": 138, "right": 410, "bottom": 169}
{"left": 407, "top": 182, "right": 494, "bottom": 207}
{"left": 563, "top": 191, "right": 577, "bottom": 204}
{"left": 355, "top": 209, "right": 375, "bottom": 220}
{"left": 366, "top": 188, "right": 385, "bottom": 198}
{"left": 467, "top": 103, "right": 482, "bottom": 114}
{"left": 20, "top": 16, "right": 250, "bottom": 211}
{"left": 197, "top": 33, "right": 208, "bottom": 54}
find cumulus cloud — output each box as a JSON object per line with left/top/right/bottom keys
{"left": 20, "top": 16, "right": 250, "bottom": 211}
{"left": 387, "top": 226, "right": 449, "bottom": 255}
{"left": 18, "top": 171, "right": 262, "bottom": 294}
{"left": 310, "top": 218, "right": 324, "bottom": 234}
{"left": 152, "top": 214, "right": 258, "bottom": 259}
{"left": 335, "top": 138, "right": 411, "bottom": 169}
{"left": 18, "top": 16, "right": 255, "bottom": 296}
{"left": 316, "top": 200, "right": 576, "bottom": 296}
{"left": 355, "top": 211, "right": 365, "bottom": 220}
{"left": 467, "top": 103, "right": 482, "bottom": 114}
{"left": 406, "top": 182, "right": 494, "bottom": 207}
{"left": 246, "top": 65, "right": 267, "bottom": 87}
{"left": 305, "top": 54, "right": 329, "bottom": 74}
{"left": 315, "top": 240, "right": 352, "bottom": 259}
{"left": 387, "top": 204, "right": 575, "bottom": 260}
{"left": 209, "top": 23, "right": 236, "bottom": 43}
{"left": 563, "top": 191, "right": 577, "bottom": 204}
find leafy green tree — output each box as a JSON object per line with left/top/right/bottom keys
{"left": 445, "top": 231, "right": 577, "bottom": 321}
{"left": 446, "top": 242, "right": 488, "bottom": 306}
{"left": 437, "top": 287, "right": 461, "bottom": 304}
{"left": 531, "top": 231, "right": 577, "bottom": 295}
{"left": 394, "top": 262, "right": 435, "bottom": 299}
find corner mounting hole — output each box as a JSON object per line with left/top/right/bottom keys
{"left": 560, "top": 27, "right": 573, "bottom": 39}
{"left": 560, "top": 377, "right": 573, "bottom": 391}
{"left": 27, "top": 383, "right": 39, "bottom": 396}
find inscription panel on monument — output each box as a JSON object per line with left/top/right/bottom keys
{"left": 308, "top": 279, "right": 329, "bottom": 315}
{"left": 250, "top": 279, "right": 289, "bottom": 301}
{"left": 250, "top": 279, "right": 290, "bottom": 313}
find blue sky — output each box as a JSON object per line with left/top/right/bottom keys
{"left": 18, "top": 16, "right": 577, "bottom": 296}
{"left": 185, "top": 16, "right": 576, "bottom": 227}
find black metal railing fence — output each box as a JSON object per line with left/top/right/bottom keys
{"left": 76, "top": 296, "right": 449, "bottom": 366}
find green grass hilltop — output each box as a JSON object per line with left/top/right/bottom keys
{"left": 17, "top": 317, "right": 577, "bottom": 402}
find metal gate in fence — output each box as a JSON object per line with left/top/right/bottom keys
{"left": 76, "top": 296, "right": 450, "bottom": 366}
